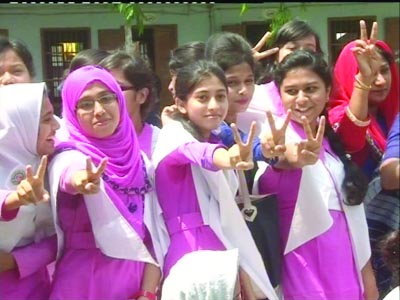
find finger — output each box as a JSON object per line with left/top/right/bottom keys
{"left": 20, "top": 181, "right": 35, "bottom": 203}
{"left": 230, "top": 123, "right": 243, "bottom": 145}
{"left": 25, "top": 165, "right": 34, "bottom": 182}
{"left": 281, "top": 109, "right": 292, "bottom": 131}
{"left": 315, "top": 116, "right": 326, "bottom": 144}
{"left": 369, "top": 22, "right": 378, "bottom": 45}
{"left": 86, "top": 157, "right": 94, "bottom": 175}
{"left": 300, "top": 149, "right": 319, "bottom": 164}
{"left": 235, "top": 161, "right": 254, "bottom": 170}
{"left": 253, "top": 31, "right": 271, "bottom": 51}
{"left": 255, "top": 47, "right": 279, "bottom": 60}
{"left": 266, "top": 110, "right": 277, "bottom": 133}
{"left": 359, "top": 20, "right": 367, "bottom": 41}
{"left": 41, "top": 191, "right": 50, "bottom": 202}
{"left": 85, "top": 183, "right": 99, "bottom": 194}
{"left": 93, "top": 157, "right": 108, "bottom": 178}
{"left": 35, "top": 155, "right": 48, "bottom": 180}
{"left": 274, "top": 144, "right": 287, "bottom": 155}
{"left": 246, "top": 121, "right": 257, "bottom": 145}
{"left": 301, "top": 116, "right": 315, "bottom": 140}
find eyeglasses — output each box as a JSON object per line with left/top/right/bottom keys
{"left": 76, "top": 93, "right": 117, "bottom": 112}
{"left": 119, "top": 84, "right": 136, "bottom": 92}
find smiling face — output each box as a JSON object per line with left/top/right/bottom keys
{"left": 177, "top": 74, "right": 228, "bottom": 140}
{"left": 76, "top": 82, "right": 120, "bottom": 139}
{"left": 280, "top": 67, "right": 330, "bottom": 126}
{"left": 36, "top": 96, "right": 60, "bottom": 156}
{"left": 0, "top": 49, "right": 32, "bottom": 86}
{"left": 277, "top": 35, "right": 317, "bottom": 63}
{"left": 225, "top": 62, "right": 255, "bottom": 116}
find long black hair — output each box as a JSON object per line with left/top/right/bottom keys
{"left": 274, "top": 49, "right": 368, "bottom": 205}
{"left": 257, "top": 18, "right": 322, "bottom": 84}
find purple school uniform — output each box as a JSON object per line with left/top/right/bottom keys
{"left": 155, "top": 140, "right": 226, "bottom": 278}
{"left": 49, "top": 163, "right": 146, "bottom": 300}
{"left": 258, "top": 136, "right": 365, "bottom": 300}
{"left": 0, "top": 195, "right": 55, "bottom": 300}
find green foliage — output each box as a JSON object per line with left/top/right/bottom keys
{"left": 240, "top": 3, "right": 248, "bottom": 16}
{"left": 114, "top": 3, "right": 148, "bottom": 36}
{"left": 267, "top": 3, "right": 293, "bottom": 46}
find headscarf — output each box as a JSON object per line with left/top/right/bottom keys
{"left": 329, "top": 40, "right": 399, "bottom": 153}
{"left": 0, "top": 82, "right": 46, "bottom": 187}
{"left": 0, "top": 82, "right": 55, "bottom": 252}
{"left": 58, "top": 65, "right": 145, "bottom": 198}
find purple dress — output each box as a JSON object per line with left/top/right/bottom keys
{"left": 0, "top": 191, "right": 57, "bottom": 300}
{"left": 49, "top": 164, "right": 146, "bottom": 300}
{"left": 258, "top": 141, "right": 364, "bottom": 300}
{"left": 155, "top": 140, "right": 226, "bottom": 278}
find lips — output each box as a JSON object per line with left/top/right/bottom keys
{"left": 94, "top": 119, "right": 110, "bottom": 126}
{"left": 237, "top": 98, "right": 249, "bottom": 105}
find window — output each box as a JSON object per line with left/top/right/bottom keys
{"left": 41, "top": 28, "right": 91, "bottom": 115}
{"left": 328, "top": 16, "right": 376, "bottom": 65}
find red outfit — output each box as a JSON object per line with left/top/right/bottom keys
{"left": 329, "top": 40, "right": 399, "bottom": 174}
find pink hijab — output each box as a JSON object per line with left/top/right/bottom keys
{"left": 58, "top": 65, "right": 145, "bottom": 197}
{"left": 329, "top": 40, "right": 399, "bottom": 153}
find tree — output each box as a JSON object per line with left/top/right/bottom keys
{"left": 114, "top": 3, "right": 148, "bottom": 55}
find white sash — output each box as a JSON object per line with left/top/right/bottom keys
{"left": 152, "top": 121, "right": 278, "bottom": 300}
{"left": 48, "top": 149, "right": 157, "bottom": 265}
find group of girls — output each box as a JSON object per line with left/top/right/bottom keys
{"left": 1, "top": 15, "right": 398, "bottom": 300}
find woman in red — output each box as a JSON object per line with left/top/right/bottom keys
{"left": 329, "top": 20, "right": 399, "bottom": 181}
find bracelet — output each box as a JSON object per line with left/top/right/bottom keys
{"left": 345, "top": 106, "right": 371, "bottom": 127}
{"left": 354, "top": 75, "right": 372, "bottom": 90}
{"left": 354, "top": 83, "right": 370, "bottom": 91}
{"left": 134, "top": 290, "right": 157, "bottom": 300}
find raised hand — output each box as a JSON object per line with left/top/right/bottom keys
{"left": 285, "top": 116, "right": 326, "bottom": 168}
{"left": 16, "top": 155, "right": 50, "bottom": 206}
{"left": 352, "top": 20, "right": 380, "bottom": 84}
{"left": 252, "top": 31, "right": 279, "bottom": 61}
{"left": 72, "top": 157, "right": 108, "bottom": 194}
{"left": 161, "top": 104, "right": 178, "bottom": 126}
{"left": 229, "top": 121, "right": 257, "bottom": 170}
{"left": 261, "top": 110, "right": 291, "bottom": 158}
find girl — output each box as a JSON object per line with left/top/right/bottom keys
{"left": 48, "top": 65, "right": 161, "bottom": 299}
{"left": 153, "top": 60, "right": 277, "bottom": 300}
{"left": 0, "top": 82, "right": 60, "bottom": 299}
{"left": 329, "top": 20, "right": 399, "bottom": 181}
{"left": 256, "top": 49, "right": 378, "bottom": 300}
{"left": 329, "top": 22, "right": 399, "bottom": 295}
{"left": 205, "top": 31, "right": 289, "bottom": 289}
{"left": 0, "top": 37, "right": 35, "bottom": 86}
{"left": 100, "top": 50, "right": 160, "bottom": 159}
{"left": 238, "top": 19, "right": 322, "bottom": 132}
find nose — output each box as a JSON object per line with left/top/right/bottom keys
{"left": 296, "top": 90, "right": 308, "bottom": 104}
{"left": 53, "top": 116, "right": 61, "bottom": 130}
{"left": 93, "top": 101, "right": 106, "bottom": 115}
{"left": 208, "top": 97, "right": 219, "bottom": 110}
{"left": 373, "top": 72, "right": 386, "bottom": 87}
{"left": 238, "top": 83, "right": 249, "bottom": 96}
{"left": 0, "top": 72, "right": 15, "bottom": 86}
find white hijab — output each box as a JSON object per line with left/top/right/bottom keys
{"left": 0, "top": 82, "right": 55, "bottom": 252}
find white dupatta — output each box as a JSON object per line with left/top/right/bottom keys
{"left": 152, "top": 120, "right": 278, "bottom": 300}
{"left": 48, "top": 149, "right": 158, "bottom": 266}
{"left": 0, "top": 83, "right": 55, "bottom": 252}
{"left": 254, "top": 118, "right": 371, "bottom": 284}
